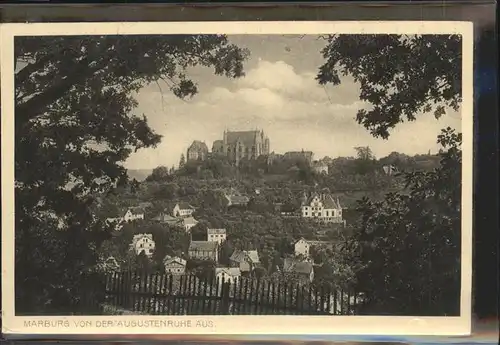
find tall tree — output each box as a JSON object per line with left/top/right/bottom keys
{"left": 354, "top": 146, "right": 375, "bottom": 161}
{"left": 317, "top": 34, "right": 463, "bottom": 315}
{"left": 146, "top": 166, "right": 171, "bottom": 182}
{"left": 15, "top": 35, "right": 248, "bottom": 314}
{"left": 179, "top": 153, "right": 186, "bottom": 168}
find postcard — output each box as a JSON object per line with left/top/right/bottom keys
{"left": 1, "top": 21, "right": 473, "bottom": 335}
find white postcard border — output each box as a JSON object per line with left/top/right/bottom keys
{"left": 1, "top": 21, "right": 473, "bottom": 336}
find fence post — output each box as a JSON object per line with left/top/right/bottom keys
{"left": 220, "top": 281, "right": 231, "bottom": 315}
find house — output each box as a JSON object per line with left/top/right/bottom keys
{"left": 163, "top": 256, "right": 187, "bottom": 275}
{"left": 215, "top": 267, "right": 241, "bottom": 284}
{"left": 283, "top": 258, "right": 314, "bottom": 283}
{"left": 294, "top": 238, "right": 333, "bottom": 258}
{"left": 106, "top": 206, "right": 144, "bottom": 226}
{"left": 188, "top": 241, "right": 218, "bottom": 262}
{"left": 207, "top": 228, "right": 227, "bottom": 244}
{"left": 130, "top": 234, "right": 155, "bottom": 257}
{"left": 294, "top": 238, "right": 312, "bottom": 258}
{"left": 153, "top": 213, "right": 182, "bottom": 226}
{"left": 312, "top": 161, "right": 329, "bottom": 174}
{"left": 300, "top": 192, "right": 343, "bottom": 223}
{"left": 172, "top": 202, "right": 195, "bottom": 217}
{"left": 182, "top": 216, "right": 199, "bottom": 232}
{"left": 283, "top": 150, "right": 314, "bottom": 165}
{"left": 229, "top": 249, "right": 260, "bottom": 272}
{"left": 187, "top": 140, "right": 209, "bottom": 161}
{"left": 225, "top": 194, "right": 250, "bottom": 207}
{"left": 382, "top": 164, "right": 398, "bottom": 175}
{"left": 123, "top": 207, "right": 145, "bottom": 222}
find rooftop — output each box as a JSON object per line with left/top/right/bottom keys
{"left": 303, "top": 193, "right": 342, "bottom": 209}
{"left": 189, "top": 140, "right": 209, "bottom": 152}
{"left": 215, "top": 267, "right": 241, "bottom": 277}
{"left": 207, "top": 228, "right": 226, "bottom": 234}
{"left": 189, "top": 241, "right": 218, "bottom": 252}
{"left": 176, "top": 202, "right": 195, "bottom": 210}
{"left": 163, "top": 256, "right": 187, "bottom": 266}
{"left": 183, "top": 216, "right": 198, "bottom": 226}
{"left": 230, "top": 249, "right": 260, "bottom": 264}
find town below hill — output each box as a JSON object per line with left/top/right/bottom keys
{"left": 97, "top": 148, "right": 441, "bottom": 292}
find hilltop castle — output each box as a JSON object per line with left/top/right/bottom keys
{"left": 212, "top": 130, "right": 270, "bottom": 165}
{"left": 186, "top": 140, "right": 209, "bottom": 161}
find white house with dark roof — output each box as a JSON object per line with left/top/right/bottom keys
{"left": 163, "top": 255, "right": 187, "bottom": 275}
{"left": 172, "top": 202, "right": 196, "bottom": 218}
{"left": 123, "top": 207, "right": 145, "bottom": 222}
{"left": 300, "top": 192, "right": 343, "bottom": 223}
{"left": 106, "top": 206, "right": 144, "bottom": 228}
{"left": 130, "top": 234, "right": 155, "bottom": 257}
{"left": 207, "top": 228, "right": 227, "bottom": 244}
{"left": 294, "top": 238, "right": 333, "bottom": 258}
{"left": 229, "top": 249, "right": 260, "bottom": 272}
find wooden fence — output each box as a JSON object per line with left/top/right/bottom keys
{"left": 104, "top": 271, "right": 362, "bottom": 315}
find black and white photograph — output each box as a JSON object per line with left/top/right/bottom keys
{"left": 1, "top": 22, "right": 472, "bottom": 334}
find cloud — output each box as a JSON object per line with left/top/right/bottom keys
{"left": 125, "top": 59, "right": 461, "bottom": 170}
{"left": 238, "top": 60, "right": 307, "bottom": 94}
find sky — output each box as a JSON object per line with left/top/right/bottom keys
{"left": 124, "top": 35, "right": 461, "bottom": 170}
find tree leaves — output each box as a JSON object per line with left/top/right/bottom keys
{"left": 318, "top": 35, "right": 464, "bottom": 314}
{"left": 317, "top": 34, "right": 462, "bottom": 139}
{"left": 350, "top": 129, "right": 462, "bottom": 315}
{"left": 15, "top": 35, "right": 249, "bottom": 314}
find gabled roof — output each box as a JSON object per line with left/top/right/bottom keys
{"left": 123, "top": 206, "right": 144, "bottom": 216}
{"left": 215, "top": 267, "right": 241, "bottom": 277}
{"left": 182, "top": 216, "right": 198, "bottom": 226}
{"left": 246, "top": 250, "right": 260, "bottom": 263}
{"left": 163, "top": 255, "right": 186, "bottom": 266}
{"left": 175, "top": 202, "right": 195, "bottom": 210}
{"left": 131, "top": 233, "right": 153, "bottom": 245}
{"left": 295, "top": 237, "right": 333, "bottom": 247}
{"left": 303, "top": 193, "right": 342, "bottom": 209}
{"left": 230, "top": 249, "right": 259, "bottom": 264}
{"left": 226, "top": 130, "right": 264, "bottom": 147}
{"left": 188, "top": 140, "right": 209, "bottom": 152}
{"left": 322, "top": 194, "right": 342, "bottom": 209}
{"left": 189, "top": 241, "right": 218, "bottom": 252}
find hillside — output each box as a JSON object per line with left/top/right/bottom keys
{"left": 127, "top": 169, "right": 153, "bottom": 182}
